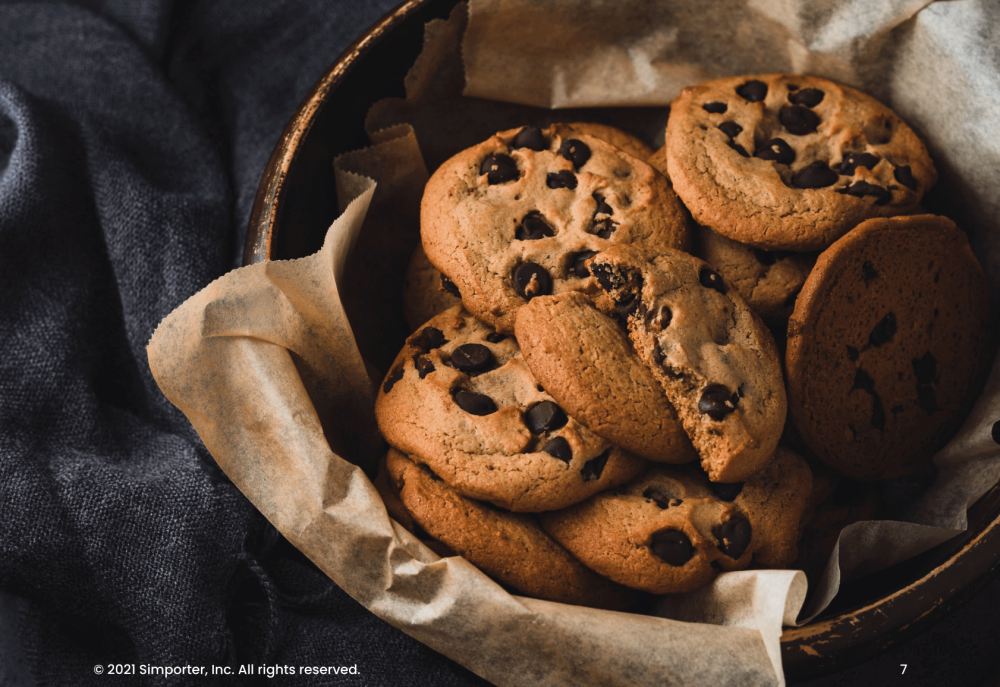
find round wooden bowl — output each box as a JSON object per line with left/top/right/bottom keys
{"left": 245, "top": 0, "right": 1000, "bottom": 681}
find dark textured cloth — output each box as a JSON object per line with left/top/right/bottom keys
{"left": 0, "top": 1, "right": 487, "bottom": 684}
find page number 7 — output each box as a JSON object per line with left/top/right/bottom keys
{"left": 901, "top": 664, "right": 907, "bottom": 674}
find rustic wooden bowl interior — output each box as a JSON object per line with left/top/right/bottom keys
{"left": 244, "top": 0, "right": 1000, "bottom": 681}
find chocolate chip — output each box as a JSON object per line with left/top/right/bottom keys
{"left": 913, "top": 352, "right": 936, "bottom": 385}
{"left": 871, "top": 393, "right": 886, "bottom": 430}
{"left": 791, "top": 160, "right": 837, "bottom": 189}
{"left": 754, "top": 138, "right": 795, "bottom": 165}
{"left": 702, "top": 102, "right": 728, "bottom": 113}
{"left": 779, "top": 105, "right": 820, "bottom": 135}
{"left": 652, "top": 344, "right": 665, "bottom": 364}
{"left": 512, "top": 126, "right": 548, "bottom": 151}
{"left": 614, "top": 292, "right": 640, "bottom": 318}
{"left": 718, "top": 121, "right": 743, "bottom": 138}
{"left": 480, "top": 153, "right": 519, "bottom": 184}
{"left": 651, "top": 305, "right": 672, "bottom": 327}
{"left": 485, "top": 332, "right": 507, "bottom": 343}
{"left": 917, "top": 385, "right": 938, "bottom": 414}
{"left": 650, "top": 529, "right": 695, "bottom": 566}
{"left": 546, "top": 171, "right": 577, "bottom": 189}
{"left": 525, "top": 401, "right": 568, "bottom": 435}
{"left": 992, "top": 420, "right": 1000, "bottom": 444}
{"left": 736, "top": 80, "right": 768, "bottom": 102}
{"left": 454, "top": 389, "right": 497, "bottom": 415}
{"left": 559, "top": 138, "right": 591, "bottom": 169}
{"left": 840, "top": 152, "right": 880, "bottom": 176}
{"left": 788, "top": 88, "right": 824, "bottom": 107}
{"left": 894, "top": 165, "right": 918, "bottom": 191}
{"left": 838, "top": 181, "right": 891, "bottom": 204}
{"left": 414, "top": 355, "right": 435, "bottom": 379}
{"left": 571, "top": 251, "right": 598, "bottom": 278}
{"left": 714, "top": 517, "right": 752, "bottom": 559}
{"left": 862, "top": 261, "right": 879, "bottom": 283}
{"left": 410, "top": 327, "right": 447, "bottom": 351}
{"left": 441, "top": 274, "right": 461, "bottom": 297}
{"left": 699, "top": 384, "right": 738, "bottom": 421}
{"left": 593, "top": 193, "right": 613, "bottom": 217}
{"left": 590, "top": 263, "right": 623, "bottom": 292}
{"left": 542, "top": 436, "right": 572, "bottom": 463}
{"left": 853, "top": 369, "right": 875, "bottom": 393}
{"left": 869, "top": 312, "right": 896, "bottom": 346}
{"left": 846, "top": 345, "right": 860, "bottom": 361}
{"left": 710, "top": 482, "right": 744, "bottom": 501}
{"left": 752, "top": 248, "right": 792, "bottom": 266}
{"left": 582, "top": 450, "right": 610, "bottom": 480}
{"left": 596, "top": 224, "right": 618, "bottom": 239}
{"left": 699, "top": 267, "right": 726, "bottom": 294}
{"left": 450, "top": 343, "right": 494, "bottom": 372}
{"left": 726, "top": 140, "right": 749, "bottom": 157}
{"left": 642, "top": 486, "right": 673, "bottom": 509}
{"left": 592, "top": 193, "right": 617, "bottom": 238}
{"left": 515, "top": 211, "right": 555, "bottom": 241}
{"left": 513, "top": 262, "right": 552, "bottom": 300}
{"left": 382, "top": 367, "right": 404, "bottom": 394}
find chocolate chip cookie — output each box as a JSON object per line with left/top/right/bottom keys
{"left": 587, "top": 245, "right": 787, "bottom": 483}
{"left": 421, "top": 123, "right": 690, "bottom": 333}
{"left": 514, "top": 291, "right": 697, "bottom": 463}
{"left": 375, "top": 306, "right": 645, "bottom": 512}
{"left": 786, "top": 215, "right": 990, "bottom": 480}
{"left": 403, "top": 243, "right": 463, "bottom": 331}
{"left": 384, "top": 449, "right": 638, "bottom": 610}
{"left": 665, "top": 74, "right": 937, "bottom": 251}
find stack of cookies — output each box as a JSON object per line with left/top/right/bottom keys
{"left": 375, "top": 75, "right": 991, "bottom": 608}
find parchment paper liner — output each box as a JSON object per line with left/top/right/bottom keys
{"left": 148, "top": 2, "right": 1000, "bottom": 685}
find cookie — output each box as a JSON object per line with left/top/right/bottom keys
{"left": 421, "top": 123, "right": 690, "bottom": 333}
{"left": 665, "top": 74, "right": 937, "bottom": 251}
{"left": 384, "top": 449, "right": 638, "bottom": 610}
{"left": 403, "top": 244, "right": 463, "bottom": 331}
{"left": 786, "top": 214, "right": 990, "bottom": 480}
{"left": 374, "top": 452, "right": 457, "bottom": 558}
{"left": 514, "top": 291, "right": 697, "bottom": 463}
{"left": 588, "top": 245, "right": 787, "bottom": 482}
{"left": 375, "top": 306, "right": 645, "bottom": 512}
{"left": 692, "top": 224, "right": 816, "bottom": 322}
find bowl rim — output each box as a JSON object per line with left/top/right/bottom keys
{"left": 244, "top": 0, "right": 1000, "bottom": 679}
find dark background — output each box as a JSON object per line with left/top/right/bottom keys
{"left": 0, "top": 0, "right": 997, "bottom": 685}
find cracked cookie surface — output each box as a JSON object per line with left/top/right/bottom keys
{"left": 375, "top": 306, "right": 644, "bottom": 511}
{"left": 665, "top": 74, "right": 936, "bottom": 251}
{"left": 786, "top": 215, "right": 990, "bottom": 480}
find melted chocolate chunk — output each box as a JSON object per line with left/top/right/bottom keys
{"left": 454, "top": 389, "right": 497, "bottom": 416}
{"left": 542, "top": 436, "right": 572, "bottom": 463}
{"left": 791, "top": 160, "right": 837, "bottom": 189}
{"left": 450, "top": 343, "right": 494, "bottom": 372}
{"left": 838, "top": 181, "right": 891, "bottom": 204}
{"left": 592, "top": 193, "right": 617, "bottom": 238}
{"left": 710, "top": 482, "right": 744, "bottom": 501}
{"left": 702, "top": 102, "right": 728, "bottom": 113}
{"left": 869, "top": 312, "right": 897, "bottom": 347}
{"left": 718, "top": 121, "right": 743, "bottom": 139}
{"left": 581, "top": 450, "right": 611, "bottom": 480}
{"left": 512, "top": 126, "right": 548, "bottom": 151}
{"left": 614, "top": 292, "right": 640, "bottom": 318}
{"left": 571, "top": 251, "right": 598, "bottom": 278}
{"left": 894, "top": 165, "right": 918, "bottom": 191}
{"left": 917, "top": 385, "right": 938, "bottom": 414}
{"left": 591, "top": 263, "right": 624, "bottom": 292}
{"left": 726, "top": 140, "right": 749, "bottom": 157}
{"left": 642, "top": 486, "right": 673, "bottom": 509}
{"left": 382, "top": 367, "right": 404, "bottom": 394}
{"left": 788, "top": 87, "right": 825, "bottom": 107}
{"left": 513, "top": 262, "right": 552, "bottom": 300}
{"left": 414, "top": 355, "right": 435, "bottom": 379}
{"left": 410, "top": 326, "right": 447, "bottom": 351}
{"left": 525, "top": 401, "right": 568, "bottom": 435}
{"left": 559, "top": 138, "right": 591, "bottom": 169}
{"left": 699, "top": 384, "right": 738, "bottom": 421}
{"left": 515, "top": 211, "right": 555, "bottom": 241}
{"left": 853, "top": 369, "right": 875, "bottom": 393}
{"left": 862, "top": 261, "right": 879, "bottom": 283}
{"left": 840, "top": 152, "right": 880, "bottom": 176}
{"left": 546, "top": 170, "right": 577, "bottom": 189}
{"left": 714, "top": 517, "right": 752, "bottom": 559}
{"left": 441, "top": 275, "right": 461, "bottom": 297}
{"left": 846, "top": 345, "right": 860, "bottom": 361}
{"left": 485, "top": 332, "right": 507, "bottom": 343}
{"left": 736, "top": 80, "right": 768, "bottom": 102}
{"left": 779, "top": 105, "right": 820, "bottom": 135}
{"left": 651, "top": 305, "right": 673, "bottom": 327}
{"left": 596, "top": 224, "right": 617, "bottom": 239}
{"left": 650, "top": 529, "right": 695, "bottom": 566}
{"left": 754, "top": 138, "right": 795, "bottom": 165}
{"left": 699, "top": 267, "right": 726, "bottom": 294}
{"left": 480, "top": 154, "right": 519, "bottom": 184}
{"left": 913, "top": 352, "right": 937, "bottom": 385}
{"left": 594, "top": 193, "right": 613, "bottom": 217}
